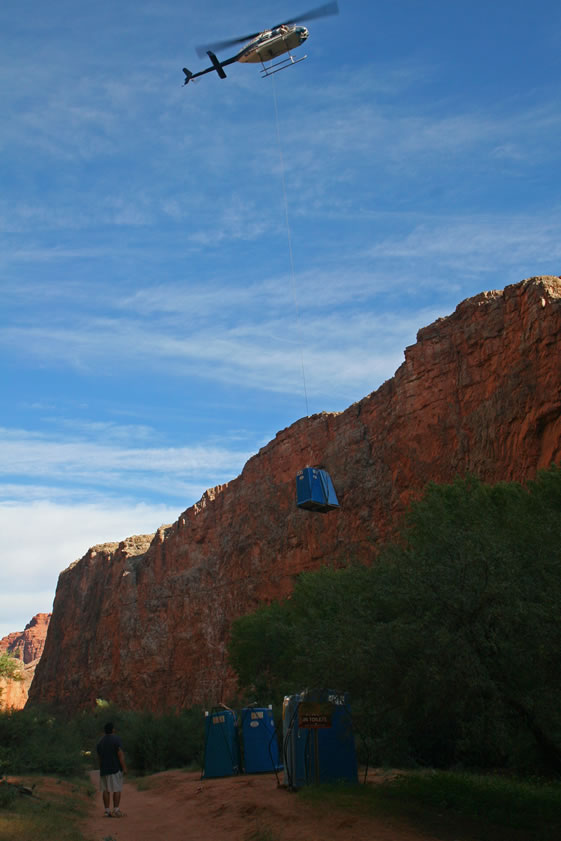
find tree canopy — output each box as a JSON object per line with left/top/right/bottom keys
{"left": 0, "top": 652, "right": 24, "bottom": 704}
{"left": 229, "top": 467, "right": 561, "bottom": 773}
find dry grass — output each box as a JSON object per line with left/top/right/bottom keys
{"left": 0, "top": 775, "right": 94, "bottom": 841}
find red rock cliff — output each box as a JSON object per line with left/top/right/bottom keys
{"left": 1, "top": 613, "right": 51, "bottom": 664}
{"left": 0, "top": 613, "right": 51, "bottom": 709}
{"left": 28, "top": 277, "right": 561, "bottom": 711}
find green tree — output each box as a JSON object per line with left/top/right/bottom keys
{"left": 0, "top": 653, "right": 23, "bottom": 682}
{"left": 0, "top": 652, "right": 23, "bottom": 704}
{"left": 229, "top": 468, "right": 561, "bottom": 772}
{"left": 380, "top": 471, "right": 561, "bottom": 769}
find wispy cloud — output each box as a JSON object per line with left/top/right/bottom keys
{"left": 4, "top": 45, "right": 561, "bottom": 243}
{"left": 0, "top": 426, "right": 250, "bottom": 479}
{"left": 0, "top": 498, "right": 181, "bottom": 638}
{"left": 367, "top": 214, "right": 561, "bottom": 273}
{"left": 0, "top": 296, "right": 441, "bottom": 402}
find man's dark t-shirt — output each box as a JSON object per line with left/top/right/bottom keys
{"left": 96, "top": 733, "right": 124, "bottom": 776}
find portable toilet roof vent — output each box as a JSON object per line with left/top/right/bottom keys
{"left": 296, "top": 467, "right": 340, "bottom": 513}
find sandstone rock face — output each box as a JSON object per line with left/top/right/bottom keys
{"left": 0, "top": 661, "right": 38, "bottom": 710}
{"left": 0, "top": 613, "right": 51, "bottom": 664}
{"left": 0, "top": 613, "right": 51, "bottom": 709}
{"left": 29, "top": 277, "right": 561, "bottom": 712}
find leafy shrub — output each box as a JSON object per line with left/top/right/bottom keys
{"left": 0, "top": 708, "right": 84, "bottom": 777}
{"left": 0, "top": 779, "right": 17, "bottom": 808}
{"left": 117, "top": 707, "right": 205, "bottom": 775}
{"left": 0, "top": 703, "right": 205, "bottom": 778}
{"left": 0, "top": 652, "right": 23, "bottom": 682}
{"left": 75, "top": 703, "right": 205, "bottom": 775}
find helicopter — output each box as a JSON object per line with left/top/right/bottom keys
{"left": 182, "top": 1, "right": 339, "bottom": 85}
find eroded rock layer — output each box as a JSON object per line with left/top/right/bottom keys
{"left": 0, "top": 613, "right": 51, "bottom": 664}
{"left": 28, "top": 277, "right": 561, "bottom": 711}
{"left": 0, "top": 613, "right": 51, "bottom": 709}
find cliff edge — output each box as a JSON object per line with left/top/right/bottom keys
{"left": 0, "top": 613, "right": 51, "bottom": 709}
{"left": 28, "top": 277, "right": 561, "bottom": 711}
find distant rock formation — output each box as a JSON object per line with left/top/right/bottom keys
{"left": 28, "top": 277, "right": 561, "bottom": 712}
{"left": 0, "top": 613, "right": 51, "bottom": 709}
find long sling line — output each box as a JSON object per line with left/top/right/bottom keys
{"left": 270, "top": 73, "right": 310, "bottom": 420}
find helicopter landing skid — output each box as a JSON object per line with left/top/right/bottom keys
{"left": 260, "top": 53, "right": 308, "bottom": 78}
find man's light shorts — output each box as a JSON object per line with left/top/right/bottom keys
{"left": 100, "top": 771, "right": 124, "bottom": 792}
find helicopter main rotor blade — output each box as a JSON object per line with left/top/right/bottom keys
{"left": 273, "top": 1, "right": 339, "bottom": 29}
{"left": 195, "top": 1, "right": 339, "bottom": 58}
{"left": 196, "top": 32, "right": 262, "bottom": 58}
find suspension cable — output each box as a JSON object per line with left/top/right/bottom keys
{"left": 270, "top": 74, "right": 310, "bottom": 419}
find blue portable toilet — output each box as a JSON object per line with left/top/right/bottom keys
{"left": 296, "top": 467, "right": 340, "bottom": 513}
{"left": 241, "top": 706, "right": 282, "bottom": 774}
{"left": 282, "top": 690, "right": 357, "bottom": 788}
{"left": 203, "top": 708, "right": 241, "bottom": 778}
{"left": 305, "top": 689, "right": 358, "bottom": 784}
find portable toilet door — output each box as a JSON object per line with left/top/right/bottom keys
{"left": 282, "top": 694, "right": 307, "bottom": 789}
{"left": 296, "top": 467, "right": 340, "bottom": 513}
{"left": 241, "top": 706, "right": 282, "bottom": 774}
{"left": 203, "top": 708, "right": 241, "bottom": 779}
{"left": 315, "top": 690, "right": 358, "bottom": 784}
{"left": 283, "top": 690, "right": 357, "bottom": 788}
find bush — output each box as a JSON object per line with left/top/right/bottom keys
{"left": 0, "top": 779, "right": 17, "bottom": 809}
{"left": 75, "top": 703, "right": 205, "bottom": 775}
{"left": 118, "top": 707, "right": 205, "bottom": 775}
{"left": 0, "top": 703, "right": 206, "bottom": 779}
{"left": 0, "top": 652, "right": 23, "bottom": 683}
{"left": 0, "top": 708, "right": 85, "bottom": 777}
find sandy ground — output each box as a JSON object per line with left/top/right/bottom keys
{"left": 82, "top": 769, "right": 445, "bottom": 841}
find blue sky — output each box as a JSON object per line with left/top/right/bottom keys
{"left": 2, "top": 0, "right": 561, "bottom": 638}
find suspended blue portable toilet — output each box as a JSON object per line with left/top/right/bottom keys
{"left": 203, "top": 708, "right": 241, "bottom": 778}
{"left": 241, "top": 706, "right": 282, "bottom": 774}
{"left": 282, "top": 690, "right": 357, "bottom": 789}
{"left": 296, "top": 467, "right": 340, "bottom": 513}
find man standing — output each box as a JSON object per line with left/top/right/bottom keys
{"left": 96, "top": 721, "right": 127, "bottom": 817}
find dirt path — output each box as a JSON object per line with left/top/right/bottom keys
{"left": 82, "top": 769, "right": 444, "bottom": 841}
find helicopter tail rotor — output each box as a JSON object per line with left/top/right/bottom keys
{"left": 182, "top": 50, "right": 231, "bottom": 87}
{"left": 207, "top": 50, "right": 227, "bottom": 79}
